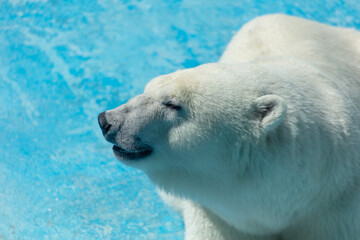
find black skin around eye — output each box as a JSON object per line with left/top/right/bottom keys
{"left": 163, "top": 102, "right": 182, "bottom": 111}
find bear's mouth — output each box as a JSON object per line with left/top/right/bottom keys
{"left": 112, "top": 145, "right": 153, "bottom": 160}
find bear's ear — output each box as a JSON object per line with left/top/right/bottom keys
{"left": 253, "top": 95, "right": 287, "bottom": 132}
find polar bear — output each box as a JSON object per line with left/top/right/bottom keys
{"left": 98, "top": 14, "right": 360, "bottom": 240}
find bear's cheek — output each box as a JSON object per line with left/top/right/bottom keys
{"left": 167, "top": 122, "right": 200, "bottom": 148}
{"left": 166, "top": 122, "right": 221, "bottom": 159}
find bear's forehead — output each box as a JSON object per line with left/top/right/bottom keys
{"left": 145, "top": 70, "right": 202, "bottom": 98}
{"left": 144, "top": 63, "right": 265, "bottom": 105}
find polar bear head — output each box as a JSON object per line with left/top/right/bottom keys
{"left": 98, "top": 63, "right": 288, "bottom": 197}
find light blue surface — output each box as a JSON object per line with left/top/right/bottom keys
{"left": 0, "top": 0, "right": 359, "bottom": 239}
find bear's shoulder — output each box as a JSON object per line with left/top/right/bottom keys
{"left": 220, "top": 14, "right": 360, "bottom": 70}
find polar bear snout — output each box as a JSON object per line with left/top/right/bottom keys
{"left": 98, "top": 108, "right": 154, "bottom": 161}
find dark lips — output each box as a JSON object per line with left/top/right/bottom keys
{"left": 112, "top": 145, "right": 153, "bottom": 160}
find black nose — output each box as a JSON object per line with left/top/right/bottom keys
{"left": 98, "top": 111, "right": 112, "bottom": 135}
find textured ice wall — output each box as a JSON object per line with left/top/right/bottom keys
{"left": 0, "top": 0, "right": 359, "bottom": 239}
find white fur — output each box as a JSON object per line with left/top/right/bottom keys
{"left": 105, "top": 14, "right": 360, "bottom": 240}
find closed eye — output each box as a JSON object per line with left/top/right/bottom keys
{"left": 163, "top": 101, "right": 182, "bottom": 111}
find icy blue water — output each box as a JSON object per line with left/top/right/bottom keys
{"left": 0, "top": 0, "right": 359, "bottom": 239}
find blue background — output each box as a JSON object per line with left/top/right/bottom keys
{"left": 1, "top": 0, "right": 359, "bottom": 239}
